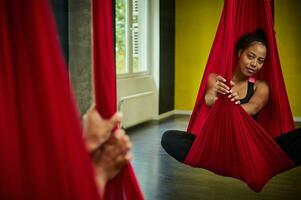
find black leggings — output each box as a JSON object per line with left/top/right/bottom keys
{"left": 161, "top": 128, "right": 301, "bottom": 166}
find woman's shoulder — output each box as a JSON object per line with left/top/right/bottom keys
{"left": 254, "top": 80, "right": 269, "bottom": 92}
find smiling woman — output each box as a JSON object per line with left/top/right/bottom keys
{"left": 205, "top": 29, "right": 269, "bottom": 116}
{"left": 162, "top": 16, "right": 299, "bottom": 190}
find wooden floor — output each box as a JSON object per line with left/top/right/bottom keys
{"left": 128, "top": 115, "right": 301, "bottom": 200}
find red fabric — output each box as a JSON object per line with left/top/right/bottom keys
{"left": 92, "top": 0, "right": 144, "bottom": 199}
{"left": 185, "top": 0, "right": 295, "bottom": 192}
{"left": 0, "top": 0, "right": 102, "bottom": 199}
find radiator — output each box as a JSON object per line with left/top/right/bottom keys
{"left": 118, "top": 91, "right": 154, "bottom": 128}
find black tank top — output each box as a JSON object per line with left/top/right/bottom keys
{"left": 239, "top": 80, "right": 258, "bottom": 119}
{"left": 239, "top": 81, "right": 255, "bottom": 105}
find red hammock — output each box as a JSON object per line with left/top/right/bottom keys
{"left": 184, "top": 0, "right": 295, "bottom": 192}
{"left": 0, "top": 0, "right": 101, "bottom": 199}
{"left": 92, "top": 0, "right": 144, "bottom": 199}
{"left": 0, "top": 0, "right": 143, "bottom": 199}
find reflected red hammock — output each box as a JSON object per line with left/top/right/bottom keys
{"left": 185, "top": 0, "right": 295, "bottom": 192}
{"left": 0, "top": 0, "right": 101, "bottom": 199}
{"left": 92, "top": 0, "right": 144, "bottom": 199}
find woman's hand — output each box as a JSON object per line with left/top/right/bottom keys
{"left": 82, "top": 105, "right": 122, "bottom": 153}
{"left": 214, "top": 75, "right": 230, "bottom": 95}
{"left": 93, "top": 129, "right": 133, "bottom": 194}
{"left": 227, "top": 81, "right": 240, "bottom": 105}
{"left": 82, "top": 105, "right": 134, "bottom": 197}
{"left": 205, "top": 74, "right": 230, "bottom": 106}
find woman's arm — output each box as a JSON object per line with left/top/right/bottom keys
{"left": 82, "top": 107, "right": 132, "bottom": 197}
{"left": 93, "top": 129, "right": 132, "bottom": 195}
{"left": 241, "top": 81, "right": 269, "bottom": 115}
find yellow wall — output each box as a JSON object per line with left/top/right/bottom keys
{"left": 275, "top": 0, "right": 301, "bottom": 117}
{"left": 175, "top": 0, "right": 223, "bottom": 110}
{"left": 175, "top": 0, "right": 301, "bottom": 117}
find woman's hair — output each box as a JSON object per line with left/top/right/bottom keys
{"left": 235, "top": 29, "right": 267, "bottom": 53}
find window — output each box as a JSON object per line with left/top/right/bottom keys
{"left": 115, "top": 0, "right": 148, "bottom": 75}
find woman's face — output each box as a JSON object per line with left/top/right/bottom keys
{"left": 238, "top": 42, "right": 267, "bottom": 77}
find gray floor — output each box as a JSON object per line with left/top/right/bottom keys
{"left": 128, "top": 115, "right": 301, "bottom": 200}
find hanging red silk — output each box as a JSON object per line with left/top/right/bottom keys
{"left": 0, "top": 0, "right": 102, "bottom": 199}
{"left": 91, "top": 0, "right": 144, "bottom": 199}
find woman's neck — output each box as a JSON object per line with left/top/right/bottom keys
{"left": 232, "top": 67, "right": 248, "bottom": 83}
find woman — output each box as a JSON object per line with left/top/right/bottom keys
{"left": 161, "top": 29, "right": 301, "bottom": 166}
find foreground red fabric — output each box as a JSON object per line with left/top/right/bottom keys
{"left": 185, "top": 0, "right": 295, "bottom": 192}
{"left": 92, "top": 0, "right": 144, "bottom": 199}
{"left": 0, "top": 0, "right": 101, "bottom": 199}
